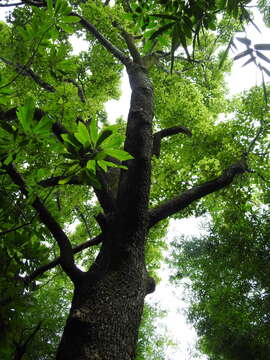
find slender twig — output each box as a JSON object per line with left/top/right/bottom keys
{"left": 0, "top": 56, "right": 56, "bottom": 92}
{"left": 0, "top": 222, "right": 31, "bottom": 237}
{"left": 25, "top": 234, "right": 102, "bottom": 283}
{"left": 0, "top": 23, "right": 54, "bottom": 90}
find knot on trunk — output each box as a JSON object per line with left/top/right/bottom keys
{"left": 145, "top": 276, "right": 156, "bottom": 295}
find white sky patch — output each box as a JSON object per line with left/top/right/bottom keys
{"left": 226, "top": 6, "right": 270, "bottom": 94}
{"left": 147, "top": 217, "right": 209, "bottom": 359}
{"left": 104, "top": 70, "right": 131, "bottom": 123}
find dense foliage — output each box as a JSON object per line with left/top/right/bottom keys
{"left": 0, "top": 0, "right": 269, "bottom": 359}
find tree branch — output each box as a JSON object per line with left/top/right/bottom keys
{"left": 4, "top": 163, "right": 83, "bottom": 283}
{"left": 0, "top": 222, "right": 31, "bottom": 237}
{"left": 149, "top": 160, "right": 248, "bottom": 228}
{"left": 153, "top": 125, "right": 192, "bottom": 158}
{"left": 0, "top": 2, "right": 23, "bottom": 6}
{"left": 25, "top": 234, "right": 102, "bottom": 284}
{"left": 13, "top": 322, "right": 41, "bottom": 360}
{"left": 38, "top": 175, "right": 82, "bottom": 187}
{"left": 0, "top": 57, "right": 56, "bottom": 92}
{"left": 63, "top": 78, "right": 85, "bottom": 103}
{"left": 71, "top": 12, "right": 131, "bottom": 66}
{"left": 112, "top": 22, "right": 142, "bottom": 65}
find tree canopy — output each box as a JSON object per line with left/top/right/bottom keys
{"left": 0, "top": 0, "right": 269, "bottom": 359}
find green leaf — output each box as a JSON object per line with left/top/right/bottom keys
{"left": 219, "top": 38, "right": 232, "bottom": 70}
{"left": 149, "top": 22, "right": 175, "bottom": 41}
{"left": 97, "top": 160, "right": 108, "bottom": 172}
{"left": 3, "top": 153, "right": 13, "bottom": 165}
{"left": 103, "top": 149, "right": 133, "bottom": 161}
{"left": 47, "top": 0, "right": 53, "bottom": 14}
{"left": 86, "top": 160, "right": 96, "bottom": 173}
{"left": 101, "top": 134, "right": 123, "bottom": 149}
{"left": 55, "top": 0, "right": 62, "bottom": 14}
{"left": 62, "top": 16, "right": 81, "bottom": 23}
{"left": 61, "top": 134, "right": 79, "bottom": 149}
{"left": 96, "top": 129, "right": 113, "bottom": 147}
{"left": 58, "top": 176, "right": 72, "bottom": 184}
{"left": 103, "top": 160, "right": 128, "bottom": 170}
{"left": 33, "top": 115, "right": 52, "bottom": 135}
{"left": 149, "top": 13, "right": 178, "bottom": 21}
{"left": 59, "top": 22, "right": 74, "bottom": 34}
{"left": 84, "top": 169, "right": 101, "bottom": 188}
{"left": 16, "top": 97, "right": 35, "bottom": 133}
{"left": 89, "top": 118, "right": 98, "bottom": 146}
{"left": 171, "top": 23, "right": 181, "bottom": 72}
{"left": 94, "top": 151, "right": 106, "bottom": 161}
{"left": 74, "top": 122, "right": 90, "bottom": 147}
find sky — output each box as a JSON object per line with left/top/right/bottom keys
{"left": 1, "top": 2, "right": 270, "bottom": 359}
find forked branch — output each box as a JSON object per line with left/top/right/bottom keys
{"left": 71, "top": 12, "right": 131, "bottom": 66}
{"left": 112, "top": 22, "right": 142, "bottom": 65}
{"left": 25, "top": 234, "right": 103, "bottom": 284}
{"left": 149, "top": 160, "right": 248, "bottom": 227}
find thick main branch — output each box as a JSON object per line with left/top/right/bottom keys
{"left": 149, "top": 160, "right": 248, "bottom": 227}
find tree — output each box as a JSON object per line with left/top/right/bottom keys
{"left": 0, "top": 0, "right": 268, "bottom": 359}
{"left": 170, "top": 206, "right": 270, "bottom": 360}
{"left": 169, "top": 84, "right": 270, "bottom": 359}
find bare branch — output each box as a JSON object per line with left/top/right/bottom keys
{"left": 149, "top": 160, "right": 248, "bottom": 228}
{"left": 153, "top": 125, "right": 192, "bottom": 158}
{"left": 25, "top": 234, "right": 102, "bottom": 283}
{"left": 4, "top": 163, "right": 83, "bottom": 283}
{"left": 71, "top": 12, "right": 131, "bottom": 66}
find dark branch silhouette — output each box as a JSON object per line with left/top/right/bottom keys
{"left": 25, "top": 235, "right": 103, "bottom": 284}
{"left": 149, "top": 160, "right": 248, "bottom": 228}
{"left": 152, "top": 125, "right": 192, "bottom": 157}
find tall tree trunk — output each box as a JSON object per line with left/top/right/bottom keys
{"left": 57, "top": 63, "right": 154, "bottom": 360}
{"left": 56, "top": 231, "right": 151, "bottom": 360}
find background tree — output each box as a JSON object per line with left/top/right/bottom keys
{"left": 0, "top": 0, "right": 269, "bottom": 359}
{"left": 169, "top": 84, "right": 270, "bottom": 359}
